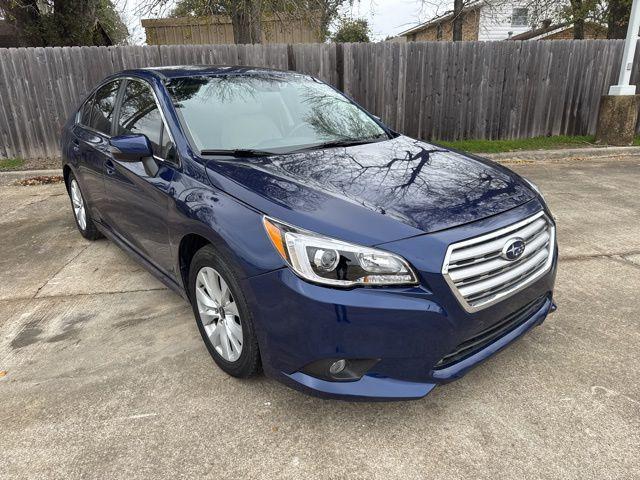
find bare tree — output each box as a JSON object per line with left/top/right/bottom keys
{"left": 230, "top": 0, "right": 262, "bottom": 43}
{"left": 452, "top": 0, "right": 464, "bottom": 40}
{"left": 554, "top": 1, "right": 626, "bottom": 39}
{"left": 134, "top": 0, "right": 353, "bottom": 44}
{"left": 571, "top": 0, "right": 585, "bottom": 38}
{"left": 133, "top": 0, "right": 264, "bottom": 43}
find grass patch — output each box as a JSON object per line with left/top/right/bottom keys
{"left": 0, "top": 157, "right": 25, "bottom": 171}
{"left": 434, "top": 135, "right": 615, "bottom": 154}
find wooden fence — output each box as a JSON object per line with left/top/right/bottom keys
{"left": 0, "top": 40, "right": 635, "bottom": 160}
{"left": 142, "top": 15, "right": 324, "bottom": 45}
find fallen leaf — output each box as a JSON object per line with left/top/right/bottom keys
{"left": 15, "top": 175, "right": 64, "bottom": 186}
{"left": 0, "top": 371, "right": 7, "bottom": 377}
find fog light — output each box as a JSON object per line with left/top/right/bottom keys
{"left": 301, "top": 358, "right": 379, "bottom": 382}
{"left": 329, "top": 359, "right": 347, "bottom": 375}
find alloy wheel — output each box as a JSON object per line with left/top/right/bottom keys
{"left": 195, "top": 266, "right": 243, "bottom": 362}
{"left": 70, "top": 179, "right": 87, "bottom": 231}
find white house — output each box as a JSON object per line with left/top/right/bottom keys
{"left": 394, "top": 1, "right": 565, "bottom": 42}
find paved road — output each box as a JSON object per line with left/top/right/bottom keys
{"left": 1, "top": 157, "right": 639, "bottom": 480}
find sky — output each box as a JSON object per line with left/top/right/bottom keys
{"left": 115, "top": 0, "right": 444, "bottom": 45}
{"left": 340, "top": 0, "right": 440, "bottom": 40}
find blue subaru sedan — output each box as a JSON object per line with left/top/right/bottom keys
{"left": 61, "top": 66, "right": 557, "bottom": 400}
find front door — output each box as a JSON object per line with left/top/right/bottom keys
{"left": 102, "top": 78, "right": 177, "bottom": 276}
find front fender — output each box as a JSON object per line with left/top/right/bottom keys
{"left": 168, "top": 167, "right": 286, "bottom": 290}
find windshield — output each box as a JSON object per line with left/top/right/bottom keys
{"left": 166, "top": 73, "right": 388, "bottom": 153}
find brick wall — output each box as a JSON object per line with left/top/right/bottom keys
{"left": 544, "top": 24, "right": 607, "bottom": 40}
{"left": 408, "top": 10, "right": 481, "bottom": 42}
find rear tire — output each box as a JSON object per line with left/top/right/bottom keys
{"left": 188, "top": 245, "right": 261, "bottom": 378}
{"left": 67, "top": 172, "right": 102, "bottom": 240}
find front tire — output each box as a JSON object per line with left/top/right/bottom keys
{"left": 189, "top": 245, "right": 261, "bottom": 378}
{"left": 67, "top": 173, "right": 101, "bottom": 240}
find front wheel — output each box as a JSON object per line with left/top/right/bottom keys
{"left": 189, "top": 245, "right": 261, "bottom": 378}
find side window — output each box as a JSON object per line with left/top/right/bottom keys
{"left": 117, "top": 80, "right": 163, "bottom": 157}
{"left": 89, "top": 81, "right": 121, "bottom": 135}
{"left": 79, "top": 94, "right": 94, "bottom": 125}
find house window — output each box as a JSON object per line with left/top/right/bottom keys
{"left": 436, "top": 23, "right": 443, "bottom": 40}
{"left": 511, "top": 8, "right": 529, "bottom": 27}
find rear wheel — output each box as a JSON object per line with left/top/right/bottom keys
{"left": 189, "top": 245, "right": 261, "bottom": 378}
{"left": 67, "top": 173, "right": 101, "bottom": 240}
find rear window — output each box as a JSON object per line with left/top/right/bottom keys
{"left": 89, "top": 80, "right": 121, "bottom": 135}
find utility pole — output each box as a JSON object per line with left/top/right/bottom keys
{"left": 609, "top": 0, "right": 640, "bottom": 95}
{"left": 595, "top": 0, "right": 640, "bottom": 145}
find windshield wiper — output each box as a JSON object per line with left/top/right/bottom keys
{"left": 200, "top": 135, "right": 388, "bottom": 157}
{"left": 200, "top": 149, "right": 277, "bottom": 158}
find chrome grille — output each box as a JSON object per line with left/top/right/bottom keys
{"left": 442, "top": 211, "right": 555, "bottom": 312}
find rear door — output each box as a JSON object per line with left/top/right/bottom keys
{"left": 71, "top": 80, "right": 123, "bottom": 221}
{"left": 101, "top": 78, "right": 178, "bottom": 276}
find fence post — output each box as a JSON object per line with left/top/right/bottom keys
{"left": 287, "top": 44, "right": 296, "bottom": 71}
{"left": 336, "top": 43, "right": 344, "bottom": 92}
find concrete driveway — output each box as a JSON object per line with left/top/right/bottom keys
{"left": 1, "top": 157, "right": 639, "bottom": 480}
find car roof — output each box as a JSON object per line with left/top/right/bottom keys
{"left": 119, "top": 65, "right": 300, "bottom": 81}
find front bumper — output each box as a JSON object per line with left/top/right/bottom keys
{"left": 245, "top": 201, "right": 557, "bottom": 400}
{"left": 287, "top": 295, "right": 553, "bottom": 400}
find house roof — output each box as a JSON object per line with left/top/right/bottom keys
{"left": 396, "top": 1, "right": 483, "bottom": 37}
{"left": 508, "top": 21, "right": 569, "bottom": 40}
{"left": 509, "top": 21, "right": 606, "bottom": 40}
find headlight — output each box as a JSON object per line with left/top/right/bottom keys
{"left": 263, "top": 217, "right": 418, "bottom": 287}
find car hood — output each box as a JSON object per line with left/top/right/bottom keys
{"left": 205, "top": 136, "right": 535, "bottom": 245}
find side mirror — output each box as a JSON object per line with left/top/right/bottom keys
{"left": 109, "top": 134, "right": 153, "bottom": 162}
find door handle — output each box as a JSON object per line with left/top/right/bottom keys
{"left": 105, "top": 159, "right": 116, "bottom": 176}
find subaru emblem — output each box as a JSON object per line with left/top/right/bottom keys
{"left": 501, "top": 238, "right": 526, "bottom": 261}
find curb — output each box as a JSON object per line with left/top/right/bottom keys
{"left": 0, "top": 168, "right": 62, "bottom": 186}
{"left": 484, "top": 146, "right": 640, "bottom": 162}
